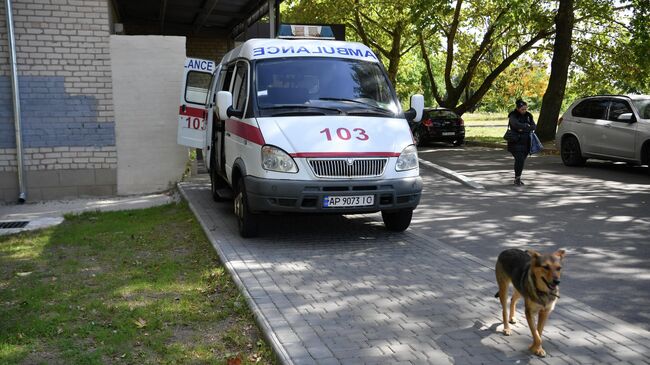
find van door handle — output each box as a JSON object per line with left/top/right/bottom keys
{"left": 226, "top": 132, "right": 231, "bottom": 137}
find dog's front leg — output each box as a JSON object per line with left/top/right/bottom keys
{"left": 534, "top": 309, "right": 551, "bottom": 354}
{"left": 525, "top": 306, "right": 545, "bottom": 357}
{"left": 509, "top": 290, "right": 521, "bottom": 324}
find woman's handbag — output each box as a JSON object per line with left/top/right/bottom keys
{"left": 530, "top": 131, "right": 543, "bottom": 154}
{"left": 503, "top": 123, "right": 519, "bottom": 143}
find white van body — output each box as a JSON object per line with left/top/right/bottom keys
{"left": 178, "top": 39, "right": 424, "bottom": 237}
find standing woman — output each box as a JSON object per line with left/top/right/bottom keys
{"left": 507, "top": 99, "right": 536, "bottom": 186}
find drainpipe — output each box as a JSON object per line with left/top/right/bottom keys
{"left": 4, "top": 0, "right": 27, "bottom": 203}
{"left": 268, "top": 0, "right": 275, "bottom": 38}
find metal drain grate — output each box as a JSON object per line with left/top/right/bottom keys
{"left": 0, "top": 221, "right": 29, "bottom": 229}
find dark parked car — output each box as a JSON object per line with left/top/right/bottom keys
{"left": 409, "top": 108, "right": 465, "bottom": 147}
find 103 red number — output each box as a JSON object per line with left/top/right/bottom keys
{"left": 319, "top": 127, "right": 369, "bottom": 141}
{"left": 185, "top": 117, "right": 206, "bottom": 131}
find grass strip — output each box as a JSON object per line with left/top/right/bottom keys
{"left": 0, "top": 203, "right": 276, "bottom": 365}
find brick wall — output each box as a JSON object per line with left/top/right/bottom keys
{"left": 0, "top": 0, "right": 116, "bottom": 202}
{"left": 186, "top": 36, "right": 230, "bottom": 63}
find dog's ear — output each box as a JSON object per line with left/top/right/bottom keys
{"left": 527, "top": 249, "right": 540, "bottom": 258}
{"left": 554, "top": 249, "right": 566, "bottom": 259}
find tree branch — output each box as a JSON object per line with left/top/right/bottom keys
{"left": 444, "top": 0, "right": 464, "bottom": 94}
{"left": 399, "top": 40, "right": 420, "bottom": 57}
{"left": 454, "top": 8, "right": 508, "bottom": 99}
{"left": 358, "top": 8, "right": 395, "bottom": 36}
{"left": 419, "top": 34, "right": 443, "bottom": 104}
{"left": 350, "top": 3, "right": 391, "bottom": 59}
{"left": 575, "top": 4, "right": 633, "bottom": 23}
{"left": 456, "top": 28, "right": 555, "bottom": 114}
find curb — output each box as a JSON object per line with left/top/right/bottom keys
{"left": 177, "top": 182, "right": 293, "bottom": 365}
{"left": 418, "top": 158, "right": 485, "bottom": 190}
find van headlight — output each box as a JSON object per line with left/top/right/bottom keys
{"left": 395, "top": 145, "right": 418, "bottom": 171}
{"left": 261, "top": 145, "right": 298, "bottom": 173}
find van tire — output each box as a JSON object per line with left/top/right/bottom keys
{"left": 234, "top": 178, "right": 259, "bottom": 238}
{"left": 382, "top": 209, "right": 413, "bottom": 232}
{"left": 210, "top": 153, "right": 228, "bottom": 202}
{"left": 561, "top": 136, "right": 587, "bottom": 167}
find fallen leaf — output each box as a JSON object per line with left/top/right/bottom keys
{"left": 227, "top": 356, "right": 242, "bottom": 365}
{"left": 133, "top": 318, "right": 147, "bottom": 329}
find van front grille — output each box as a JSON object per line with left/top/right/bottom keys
{"left": 308, "top": 158, "right": 387, "bottom": 178}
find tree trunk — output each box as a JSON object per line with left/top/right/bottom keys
{"left": 537, "top": 0, "right": 574, "bottom": 141}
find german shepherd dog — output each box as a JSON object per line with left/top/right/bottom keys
{"left": 495, "top": 248, "right": 565, "bottom": 357}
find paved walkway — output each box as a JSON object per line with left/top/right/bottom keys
{"left": 179, "top": 173, "right": 650, "bottom": 365}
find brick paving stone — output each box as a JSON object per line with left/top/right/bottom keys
{"left": 179, "top": 177, "right": 650, "bottom": 365}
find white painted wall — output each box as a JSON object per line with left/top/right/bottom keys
{"left": 110, "top": 35, "right": 189, "bottom": 195}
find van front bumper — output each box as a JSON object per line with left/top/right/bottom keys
{"left": 244, "top": 176, "right": 422, "bottom": 214}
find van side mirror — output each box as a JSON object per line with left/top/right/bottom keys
{"left": 405, "top": 94, "right": 424, "bottom": 122}
{"left": 618, "top": 112, "right": 635, "bottom": 122}
{"left": 226, "top": 106, "right": 244, "bottom": 119}
{"left": 217, "top": 91, "right": 233, "bottom": 120}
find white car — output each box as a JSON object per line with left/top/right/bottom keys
{"left": 556, "top": 95, "right": 650, "bottom": 169}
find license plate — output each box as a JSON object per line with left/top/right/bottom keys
{"left": 323, "top": 195, "right": 374, "bottom": 208}
{"left": 442, "top": 132, "right": 455, "bottom": 136}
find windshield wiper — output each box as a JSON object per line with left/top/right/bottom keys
{"left": 346, "top": 109, "right": 395, "bottom": 117}
{"left": 318, "top": 97, "right": 394, "bottom": 115}
{"left": 262, "top": 104, "right": 344, "bottom": 116}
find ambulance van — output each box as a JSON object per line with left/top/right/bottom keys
{"left": 178, "top": 37, "right": 424, "bottom": 237}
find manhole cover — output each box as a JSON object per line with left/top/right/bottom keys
{"left": 0, "top": 221, "right": 29, "bottom": 229}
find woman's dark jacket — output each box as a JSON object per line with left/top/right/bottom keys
{"left": 507, "top": 110, "right": 536, "bottom": 153}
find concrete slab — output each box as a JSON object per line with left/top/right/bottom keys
{"left": 0, "top": 191, "right": 178, "bottom": 235}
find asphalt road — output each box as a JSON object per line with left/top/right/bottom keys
{"left": 416, "top": 144, "right": 650, "bottom": 331}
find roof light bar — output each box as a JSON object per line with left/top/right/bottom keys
{"left": 277, "top": 24, "right": 335, "bottom": 40}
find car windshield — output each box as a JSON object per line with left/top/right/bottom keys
{"left": 632, "top": 98, "right": 650, "bottom": 119}
{"left": 255, "top": 58, "right": 399, "bottom": 115}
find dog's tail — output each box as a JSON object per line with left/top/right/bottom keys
{"left": 494, "top": 291, "right": 499, "bottom": 298}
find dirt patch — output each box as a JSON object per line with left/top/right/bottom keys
{"left": 167, "top": 317, "right": 237, "bottom": 347}
{"left": 20, "top": 348, "right": 65, "bottom": 365}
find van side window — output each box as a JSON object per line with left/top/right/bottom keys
{"left": 608, "top": 101, "right": 633, "bottom": 122}
{"left": 572, "top": 99, "right": 608, "bottom": 119}
{"left": 184, "top": 71, "right": 212, "bottom": 105}
{"left": 221, "top": 66, "right": 234, "bottom": 92}
{"left": 232, "top": 62, "right": 249, "bottom": 112}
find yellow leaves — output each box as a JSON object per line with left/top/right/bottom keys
{"left": 133, "top": 317, "right": 147, "bottom": 329}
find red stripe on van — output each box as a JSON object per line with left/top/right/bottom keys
{"left": 225, "top": 119, "right": 266, "bottom": 145}
{"left": 290, "top": 152, "right": 401, "bottom": 158}
{"left": 179, "top": 105, "right": 206, "bottom": 118}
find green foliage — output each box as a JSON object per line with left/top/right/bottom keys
{"left": 631, "top": 0, "right": 650, "bottom": 91}
{"left": 281, "top": 0, "right": 646, "bottom": 113}
{"left": 567, "top": 0, "right": 645, "bottom": 95}
{"left": 479, "top": 57, "right": 549, "bottom": 112}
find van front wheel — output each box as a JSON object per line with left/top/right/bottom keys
{"left": 381, "top": 209, "right": 413, "bottom": 232}
{"left": 234, "top": 179, "right": 259, "bottom": 238}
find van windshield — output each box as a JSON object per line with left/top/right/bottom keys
{"left": 255, "top": 58, "right": 399, "bottom": 116}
